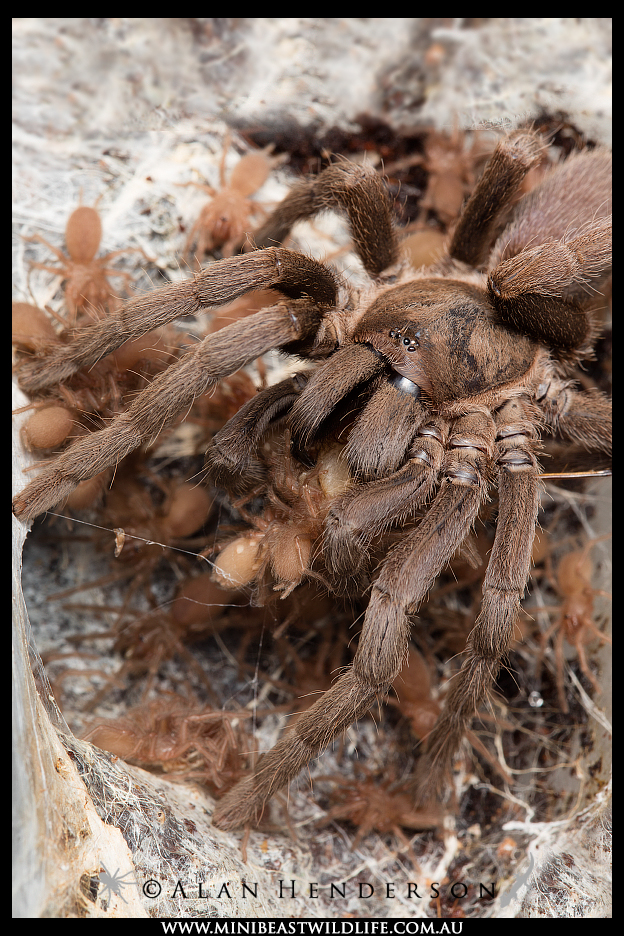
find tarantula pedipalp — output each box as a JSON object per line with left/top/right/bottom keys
{"left": 13, "top": 131, "right": 611, "bottom": 830}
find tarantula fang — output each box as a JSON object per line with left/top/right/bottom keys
{"left": 13, "top": 131, "right": 611, "bottom": 831}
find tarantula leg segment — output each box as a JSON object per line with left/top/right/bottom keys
{"left": 16, "top": 248, "right": 339, "bottom": 393}
{"left": 323, "top": 419, "right": 449, "bottom": 579}
{"left": 488, "top": 145, "right": 613, "bottom": 270}
{"left": 206, "top": 373, "right": 311, "bottom": 494}
{"left": 213, "top": 453, "right": 489, "bottom": 831}
{"left": 253, "top": 161, "right": 399, "bottom": 277}
{"left": 213, "top": 667, "right": 382, "bottom": 829}
{"left": 13, "top": 300, "right": 325, "bottom": 522}
{"left": 416, "top": 400, "right": 539, "bottom": 796}
{"left": 449, "top": 131, "right": 544, "bottom": 268}
{"left": 484, "top": 144, "right": 611, "bottom": 353}
{"left": 487, "top": 218, "right": 612, "bottom": 350}
{"left": 538, "top": 380, "right": 612, "bottom": 454}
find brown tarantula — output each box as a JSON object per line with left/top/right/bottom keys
{"left": 13, "top": 130, "right": 612, "bottom": 830}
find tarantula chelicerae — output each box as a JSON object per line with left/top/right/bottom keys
{"left": 13, "top": 130, "right": 612, "bottom": 830}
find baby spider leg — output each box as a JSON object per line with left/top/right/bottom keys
{"left": 212, "top": 410, "right": 495, "bottom": 829}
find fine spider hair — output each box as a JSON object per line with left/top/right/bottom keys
{"left": 13, "top": 130, "right": 611, "bottom": 830}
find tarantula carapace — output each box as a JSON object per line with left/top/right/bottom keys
{"left": 13, "top": 130, "right": 611, "bottom": 830}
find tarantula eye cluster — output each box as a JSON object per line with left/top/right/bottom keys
{"left": 14, "top": 128, "right": 611, "bottom": 833}
{"left": 388, "top": 328, "right": 421, "bottom": 349}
